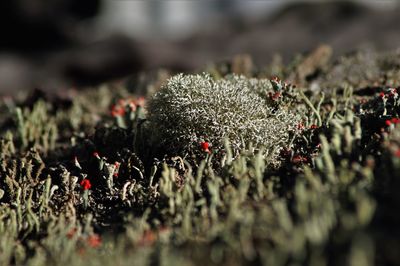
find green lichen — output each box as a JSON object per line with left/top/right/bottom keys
{"left": 147, "top": 73, "right": 300, "bottom": 163}
{"left": 0, "top": 48, "right": 400, "bottom": 266}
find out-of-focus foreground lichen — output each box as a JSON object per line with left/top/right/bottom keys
{"left": 1, "top": 47, "right": 400, "bottom": 266}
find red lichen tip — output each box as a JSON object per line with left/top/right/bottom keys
{"left": 379, "top": 92, "right": 385, "bottom": 98}
{"left": 310, "top": 124, "right": 318, "bottom": 129}
{"left": 136, "top": 97, "right": 146, "bottom": 107}
{"left": 395, "top": 149, "right": 400, "bottom": 158}
{"left": 111, "top": 104, "right": 126, "bottom": 117}
{"left": 297, "top": 122, "right": 305, "bottom": 130}
{"left": 391, "top": 117, "right": 400, "bottom": 124}
{"left": 388, "top": 88, "right": 398, "bottom": 96}
{"left": 128, "top": 100, "right": 137, "bottom": 111}
{"left": 80, "top": 179, "right": 91, "bottom": 190}
{"left": 138, "top": 230, "right": 157, "bottom": 247}
{"left": 271, "top": 92, "right": 281, "bottom": 100}
{"left": 292, "top": 155, "right": 308, "bottom": 164}
{"left": 118, "top": 99, "right": 126, "bottom": 106}
{"left": 93, "top": 152, "right": 100, "bottom": 158}
{"left": 385, "top": 120, "right": 392, "bottom": 127}
{"left": 200, "top": 141, "right": 211, "bottom": 153}
{"left": 86, "top": 234, "right": 102, "bottom": 248}
{"left": 271, "top": 76, "right": 280, "bottom": 82}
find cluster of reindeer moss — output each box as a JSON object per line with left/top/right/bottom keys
{"left": 1, "top": 48, "right": 400, "bottom": 265}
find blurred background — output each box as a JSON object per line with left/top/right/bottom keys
{"left": 0, "top": 0, "right": 399, "bottom": 94}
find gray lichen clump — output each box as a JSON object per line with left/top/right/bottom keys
{"left": 147, "top": 73, "right": 299, "bottom": 161}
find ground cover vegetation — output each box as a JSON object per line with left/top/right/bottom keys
{"left": 1, "top": 47, "right": 400, "bottom": 265}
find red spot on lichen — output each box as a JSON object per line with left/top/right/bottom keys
{"left": 86, "top": 234, "right": 102, "bottom": 248}
{"left": 391, "top": 118, "right": 400, "bottom": 124}
{"left": 292, "top": 155, "right": 308, "bottom": 164}
{"left": 297, "top": 122, "right": 305, "bottom": 130}
{"left": 271, "top": 76, "right": 280, "bottom": 82}
{"left": 359, "top": 98, "right": 367, "bottom": 104}
{"left": 111, "top": 97, "right": 145, "bottom": 117}
{"left": 200, "top": 141, "right": 211, "bottom": 153}
{"left": 271, "top": 92, "right": 281, "bottom": 100}
{"left": 135, "top": 97, "right": 146, "bottom": 107}
{"left": 111, "top": 104, "right": 126, "bottom": 117}
{"left": 80, "top": 179, "right": 91, "bottom": 190}
{"left": 137, "top": 230, "right": 157, "bottom": 247}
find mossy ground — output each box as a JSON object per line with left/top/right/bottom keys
{"left": 1, "top": 47, "right": 400, "bottom": 266}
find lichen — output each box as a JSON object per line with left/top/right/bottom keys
{"left": 147, "top": 73, "right": 300, "bottom": 163}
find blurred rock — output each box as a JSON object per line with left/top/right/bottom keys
{"left": 290, "top": 45, "right": 332, "bottom": 85}
{"left": 54, "top": 36, "right": 144, "bottom": 86}
{"left": 164, "top": 1, "right": 400, "bottom": 69}
{"left": 0, "top": 0, "right": 101, "bottom": 53}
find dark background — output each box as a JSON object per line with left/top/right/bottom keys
{"left": 0, "top": 0, "right": 399, "bottom": 94}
